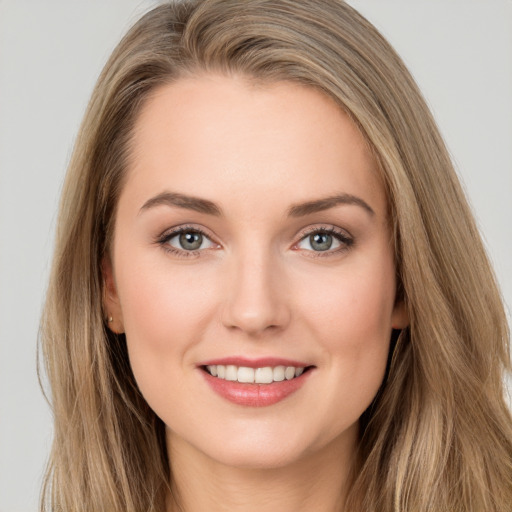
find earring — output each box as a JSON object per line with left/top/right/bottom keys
{"left": 108, "top": 316, "right": 113, "bottom": 323}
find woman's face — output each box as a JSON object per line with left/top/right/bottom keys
{"left": 104, "top": 75, "right": 407, "bottom": 469}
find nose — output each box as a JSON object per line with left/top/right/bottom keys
{"left": 221, "top": 249, "right": 291, "bottom": 336}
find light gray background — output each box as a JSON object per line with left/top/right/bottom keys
{"left": 0, "top": 1, "right": 510, "bottom": 511}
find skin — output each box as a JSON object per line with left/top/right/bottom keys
{"left": 104, "top": 74, "right": 408, "bottom": 512}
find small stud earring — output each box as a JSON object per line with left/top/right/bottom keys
{"left": 108, "top": 316, "right": 113, "bottom": 323}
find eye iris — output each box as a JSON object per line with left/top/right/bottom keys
{"left": 179, "top": 231, "right": 203, "bottom": 250}
{"left": 310, "top": 232, "right": 332, "bottom": 251}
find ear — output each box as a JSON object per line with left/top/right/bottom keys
{"left": 391, "top": 298, "right": 409, "bottom": 330}
{"left": 101, "top": 255, "right": 124, "bottom": 334}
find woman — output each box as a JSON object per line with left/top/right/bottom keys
{"left": 40, "top": 1, "right": 512, "bottom": 511}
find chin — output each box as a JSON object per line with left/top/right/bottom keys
{"left": 206, "top": 440, "right": 308, "bottom": 470}
{"left": 168, "top": 420, "right": 316, "bottom": 471}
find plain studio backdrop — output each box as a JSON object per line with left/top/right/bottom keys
{"left": 0, "top": 1, "right": 511, "bottom": 511}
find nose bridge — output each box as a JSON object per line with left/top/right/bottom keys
{"left": 221, "top": 241, "right": 290, "bottom": 335}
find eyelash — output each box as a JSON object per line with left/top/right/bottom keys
{"left": 156, "top": 225, "right": 214, "bottom": 258}
{"left": 155, "top": 225, "right": 354, "bottom": 259}
{"left": 295, "top": 226, "right": 354, "bottom": 258}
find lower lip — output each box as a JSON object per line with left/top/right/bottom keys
{"left": 200, "top": 369, "right": 312, "bottom": 407}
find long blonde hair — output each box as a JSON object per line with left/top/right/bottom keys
{"left": 40, "top": 1, "right": 512, "bottom": 510}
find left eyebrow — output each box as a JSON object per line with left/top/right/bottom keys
{"left": 287, "top": 193, "right": 375, "bottom": 217}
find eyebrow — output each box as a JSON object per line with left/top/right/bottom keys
{"left": 139, "top": 192, "right": 223, "bottom": 216}
{"left": 287, "top": 194, "right": 375, "bottom": 217}
{"left": 139, "top": 191, "right": 375, "bottom": 218}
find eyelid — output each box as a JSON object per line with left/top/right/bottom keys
{"left": 293, "top": 225, "right": 354, "bottom": 256}
{"left": 154, "top": 223, "right": 353, "bottom": 258}
{"left": 155, "top": 224, "right": 221, "bottom": 257}
{"left": 297, "top": 224, "right": 352, "bottom": 239}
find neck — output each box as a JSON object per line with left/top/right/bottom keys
{"left": 166, "top": 428, "right": 357, "bottom": 512}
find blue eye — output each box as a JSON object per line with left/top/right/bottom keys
{"left": 307, "top": 232, "right": 336, "bottom": 251}
{"left": 164, "top": 228, "right": 216, "bottom": 252}
{"left": 296, "top": 228, "right": 352, "bottom": 253}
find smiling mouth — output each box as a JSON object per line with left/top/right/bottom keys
{"left": 203, "top": 364, "right": 313, "bottom": 384}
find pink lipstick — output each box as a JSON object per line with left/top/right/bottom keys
{"left": 197, "top": 357, "right": 314, "bottom": 407}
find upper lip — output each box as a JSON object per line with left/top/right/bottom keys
{"left": 197, "top": 357, "right": 312, "bottom": 368}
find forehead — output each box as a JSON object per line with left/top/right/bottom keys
{"left": 124, "top": 74, "right": 387, "bottom": 218}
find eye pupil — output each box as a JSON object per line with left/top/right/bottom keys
{"left": 310, "top": 232, "right": 332, "bottom": 251}
{"left": 179, "top": 231, "right": 203, "bottom": 250}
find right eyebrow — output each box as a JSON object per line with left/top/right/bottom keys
{"left": 139, "top": 191, "right": 223, "bottom": 216}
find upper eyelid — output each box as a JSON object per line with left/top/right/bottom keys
{"left": 158, "top": 224, "right": 216, "bottom": 242}
{"left": 156, "top": 223, "right": 352, "bottom": 249}
{"left": 156, "top": 226, "right": 218, "bottom": 258}
{"left": 296, "top": 224, "right": 352, "bottom": 240}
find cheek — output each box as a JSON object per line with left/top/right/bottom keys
{"left": 114, "top": 252, "right": 219, "bottom": 401}
{"left": 296, "top": 254, "right": 396, "bottom": 417}
{"left": 118, "top": 246, "right": 217, "bottom": 332}
{"left": 300, "top": 255, "right": 396, "bottom": 345}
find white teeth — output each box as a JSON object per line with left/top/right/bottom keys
{"left": 255, "top": 367, "right": 273, "bottom": 384}
{"left": 273, "top": 366, "right": 285, "bottom": 382}
{"left": 237, "top": 366, "right": 255, "bottom": 383}
{"left": 206, "top": 364, "right": 307, "bottom": 384}
{"left": 285, "top": 366, "right": 295, "bottom": 380}
{"left": 225, "top": 365, "right": 237, "bottom": 381}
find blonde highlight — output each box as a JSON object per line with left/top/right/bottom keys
{"left": 40, "top": 1, "right": 512, "bottom": 511}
